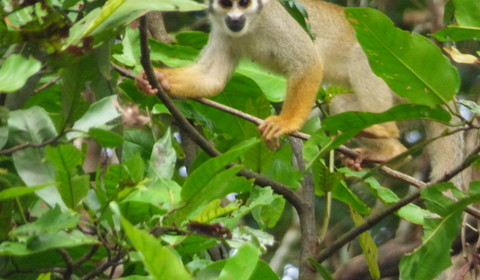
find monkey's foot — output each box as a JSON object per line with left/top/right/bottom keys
{"left": 259, "top": 116, "right": 299, "bottom": 150}
{"left": 342, "top": 148, "right": 393, "bottom": 171}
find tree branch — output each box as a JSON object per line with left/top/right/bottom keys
{"left": 137, "top": 16, "right": 304, "bottom": 212}
{"left": 316, "top": 144, "right": 480, "bottom": 263}
{"left": 290, "top": 137, "right": 317, "bottom": 279}
{"left": 0, "top": 134, "right": 64, "bottom": 156}
{"left": 112, "top": 63, "right": 426, "bottom": 189}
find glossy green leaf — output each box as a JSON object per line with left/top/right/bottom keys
{"left": 0, "top": 230, "right": 98, "bottom": 256}
{"left": 82, "top": 0, "right": 127, "bottom": 37}
{"left": 0, "top": 55, "right": 41, "bottom": 93}
{"left": 346, "top": 8, "right": 460, "bottom": 106}
{"left": 434, "top": 26, "right": 480, "bottom": 42}
{"left": 121, "top": 217, "right": 192, "bottom": 280}
{"left": 10, "top": 206, "right": 79, "bottom": 241}
{"left": 250, "top": 259, "right": 280, "bottom": 280}
{"left": 181, "top": 139, "right": 257, "bottom": 201}
{"left": 0, "top": 184, "right": 49, "bottom": 201}
{"left": 8, "top": 107, "right": 64, "bottom": 208}
{"left": 400, "top": 182, "right": 480, "bottom": 280}
{"left": 343, "top": 168, "right": 428, "bottom": 224}
{"left": 193, "top": 199, "right": 241, "bottom": 223}
{"left": 251, "top": 187, "right": 285, "bottom": 229}
{"left": 68, "top": 95, "right": 121, "bottom": 139}
{"left": 236, "top": 60, "right": 286, "bottom": 103}
{"left": 219, "top": 243, "right": 259, "bottom": 280}
{"left": 315, "top": 161, "right": 341, "bottom": 194}
{"left": 279, "top": 0, "right": 315, "bottom": 40}
{"left": 37, "top": 273, "right": 51, "bottom": 280}
{"left": 88, "top": 127, "right": 124, "bottom": 148}
{"left": 453, "top": 0, "right": 480, "bottom": 27}
{"left": 332, "top": 181, "right": 370, "bottom": 216}
{"left": 147, "top": 129, "right": 176, "bottom": 179}
{"left": 80, "top": 0, "right": 205, "bottom": 41}
{"left": 223, "top": 187, "right": 285, "bottom": 227}
{"left": 46, "top": 144, "right": 89, "bottom": 209}
{"left": 173, "top": 166, "right": 252, "bottom": 224}
{"left": 350, "top": 208, "right": 380, "bottom": 280}
{"left": 323, "top": 104, "right": 451, "bottom": 149}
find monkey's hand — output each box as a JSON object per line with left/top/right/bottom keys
{"left": 259, "top": 115, "right": 300, "bottom": 150}
{"left": 135, "top": 70, "right": 171, "bottom": 95}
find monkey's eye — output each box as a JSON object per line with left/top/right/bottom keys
{"left": 238, "top": 0, "right": 250, "bottom": 7}
{"left": 219, "top": 0, "right": 233, "bottom": 8}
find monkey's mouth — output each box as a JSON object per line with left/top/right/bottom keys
{"left": 225, "top": 17, "right": 246, "bottom": 32}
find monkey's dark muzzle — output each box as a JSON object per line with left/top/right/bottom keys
{"left": 225, "top": 15, "right": 246, "bottom": 32}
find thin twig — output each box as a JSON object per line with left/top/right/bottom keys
{"left": 80, "top": 250, "right": 127, "bottom": 280}
{"left": 0, "top": 134, "right": 64, "bottom": 156}
{"left": 33, "top": 76, "right": 61, "bottom": 94}
{"left": 73, "top": 245, "right": 100, "bottom": 266}
{"left": 57, "top": 249, "right": 74, "bottom": 280}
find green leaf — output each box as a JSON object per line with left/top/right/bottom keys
{"left": 332, "top": 181, "right": 370, "bottom": 216}
{"left": 173, "top": 166, "right": 252, "bottom": 224}
{"left": 250, "top": 259, "right": 280, "bottom": 280}
{"left": 120, "top": 181, "right": 175, "bottom": 224}
{"left": 236, "top": 60, "right": 286, "bottom": 103}
{"left": 453, "top": 0, "right": 480, "bottom": 27}
{"left": 147, "top": 129, "right": 176, "bottom": 179}
{"left": 400, "top": 183, "right": 480, "bottom": 280}
{"left": 10, "top": 206, "right": 79, "bottom": 241}
{"left": 434, "top": 26, "right": 480, "bottom": 42}
{"left": 37, "top": 273, "right": 51, "bottom": 280}
{"left": 8, "top": 107, "right": 64, "bottom": 208}
{"left": 350, "top": 208, "right": 380, "bottom": 280}
{"left": 121, "top": 217, "right": 192, "bottom": 280}
{"left": 181, "top": 139, "right": 257, "bottom": 201}
{"left": 8, "top": 106, "right": 57, "bottom": 145}
{"left": 0, "top": 184, "right": 49, "bottom": 201}
{"left": 0, "top": 55, "right": 41, "bottom": 93}
{"left": 68, "top": 95, "right": 121, "bottom": 139}
{"left": 88, "top": 127, "right": 124, "bottom": 148}
{"left": 0, "top": 230, "right": 98, "bottom": 256}
{"left": 218, "top": 244, "right": 259, "bottom": 280}
{"left": 343, "top": 168, "right": 428, "bottom": 224}
{"left": 323, "top": 104, "right": 451, "bottom": 149}
{"left": 45, "top": 144, "right": 89, "bottom": 209}
{"left": 175, "top": 31, "right": 209, "bottom": 50}
{"left": 82, "top": 0, "right": 127, "bottom": 37}
{"left": 192, "top": 199, "right": 241, "bottom": 223}
{"left": 278, "top": 0, "right": 315, "bottom": 40}
{"left": 346, "top": 8, "right": 460, "bottom": 106}
{"left": 77, "top": 0, "right": 206, "bottom": 42}
{"left": 251, "top": 188, "right": 285, "bottom": 229}
{"left": 315, "top": 161, "right": 341, "bottom": 194}
{"left": 223, "top": 187, "right": 285, "bottom": 228}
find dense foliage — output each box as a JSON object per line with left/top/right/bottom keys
{"left": 0, "top": 0, "right": 479, "bottom": 279}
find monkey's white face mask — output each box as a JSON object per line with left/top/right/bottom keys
{"left": 208, "top": 0, "right": 270, "bottom": 36}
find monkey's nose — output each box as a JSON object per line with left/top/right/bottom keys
{"left": 225, "top": 15, "right": 246, "bottom": 32}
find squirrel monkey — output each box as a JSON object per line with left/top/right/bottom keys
{"left": 136, "top": 0, "right": 464, "bottom": 185}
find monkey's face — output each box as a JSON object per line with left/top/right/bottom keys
{"left": 209, "top": 0, "right": 268, "bottom": 36}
